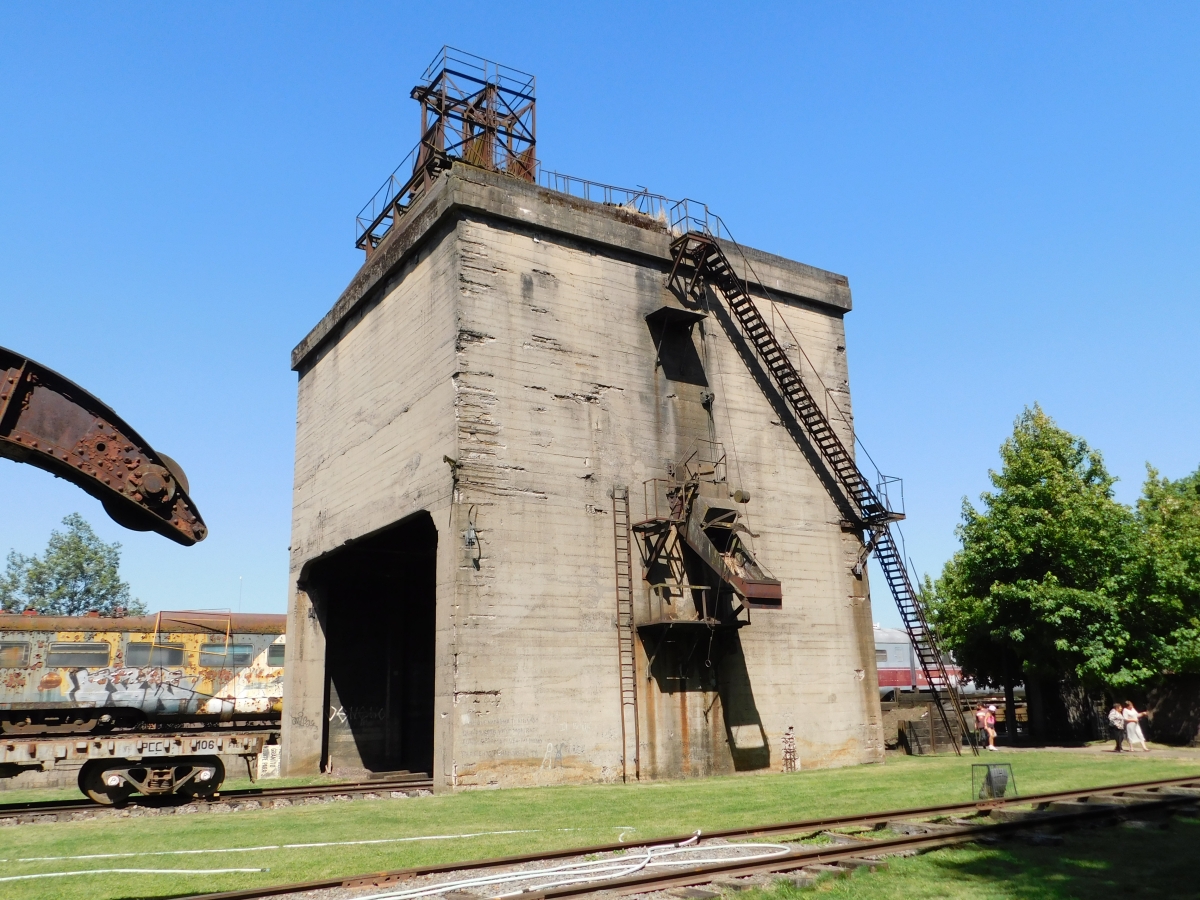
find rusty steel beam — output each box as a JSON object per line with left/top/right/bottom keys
{"left": 0, "top": 346, "right": 207, "bottom": 546}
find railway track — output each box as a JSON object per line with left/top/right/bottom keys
{"left": 178, "top": 773, "right": 1200, "bottom": 900}
{"left": 0, "top": 773, "right": 433, "bottom": 824}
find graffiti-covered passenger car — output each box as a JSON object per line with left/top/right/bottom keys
{"left": 0, "top": 610, "right": 285, "bottom": 734}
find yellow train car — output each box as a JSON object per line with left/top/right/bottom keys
{"left": 0, "top": 610, "right": 285, "bottom": 734}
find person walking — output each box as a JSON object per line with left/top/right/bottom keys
{"left": 1123, "top": 701, "right": 1150, "bottom": 751}
{"left": 1107, "top": 703, "right": 1125, "bottom": 752}
{"left": 974, "top": 704, "right": 988, "bottom": 750}
{"left": 985, "top": 704, "right": 998, "bottom": 751}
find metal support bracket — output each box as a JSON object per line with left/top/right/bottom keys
{"left": 852, "top": 528, "right": 882, "bottom": 578}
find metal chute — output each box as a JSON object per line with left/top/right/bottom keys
{"left": 0, "top": 346, "right": 206, "bottom": 546}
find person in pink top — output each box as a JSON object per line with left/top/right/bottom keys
{"left": 974, "top": 704, "right": 988, "bottom": 749}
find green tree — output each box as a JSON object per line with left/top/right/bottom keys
{"left": 0, "top": 513, "right": 144, "bottom": 616}
{"left": 1122, "top": 465, "right": 1200, "bottom": 681}
{"left": 930, "top": 405, "right": 1135, "bottom": 737}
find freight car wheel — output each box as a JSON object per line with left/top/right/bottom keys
{"left": 78, "top": 759, "right": 133, "bottom": 806}
{"left": 178, "top": 756, "right": 225, "bottom": 800}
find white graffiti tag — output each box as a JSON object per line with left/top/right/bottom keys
{"left": 67, "top": 667, "right": 203, "bottom": 714}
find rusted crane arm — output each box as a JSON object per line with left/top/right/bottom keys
{"left": 0, "top": 346, "right": 206, "bottom": 546}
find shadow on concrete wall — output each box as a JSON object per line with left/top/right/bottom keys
{"left": 716, "top": 632, "right": 771, "bottom": 770}
{"left": 646, "top": 310, "right": 709, "bottom": 387}
{"left": 643, "top": 626, "right": 770, "bottom": 771}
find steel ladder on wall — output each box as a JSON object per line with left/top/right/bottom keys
{"left": 612, "top": 486, "right": 641, "bottom": 780}
{"left": 666, "top": 226, "right": 975, "bottom": 756}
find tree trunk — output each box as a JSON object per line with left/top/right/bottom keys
{"left": 1003, "top": 655, "right": 1018, "bottom": 745}
{"left": 1026, "top": 675, "right": 1045, "bottom": 741}
{"left": 1005, "top": 682, "right": 1017, "bottom": 744}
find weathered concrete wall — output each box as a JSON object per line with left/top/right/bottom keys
{"left": 284, "top": 163, "right": 883, "bottom": 784}
{"left": 282, "top": 221, "right": 461, "bottom": 776}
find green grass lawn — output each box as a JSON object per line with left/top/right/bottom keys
{"left": 1, "top": 750, "right": 1197, "bottom": 900}
{"left": 743, "top": 815, "right": 1200, "bottom": 900}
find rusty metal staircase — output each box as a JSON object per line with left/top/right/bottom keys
{"left": 666, "top": 215, "right": 973, "bottom": 755}
{"left": 667, "top": 235, "right": 891, "bottom": 526}
{"left": 611, "top": 486, "right": 640, "bottom": 781}
{"left": 871, "top": 527, "right": 969, "bottom": 750}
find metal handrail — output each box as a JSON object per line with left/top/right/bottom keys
{"left": 667, "top": 197, "right": 902, "bottom": 513}
{"left": 355, "top": 144, "right": 423, "bottom": 247}
{"left": 355, "top": 155, "right": 675, "bottom": 251}
{"left": 537, "top": 170, "right": 670, "bottom": 220}
{"left": 420, "top": 45, "right": 535, "bottom": 97}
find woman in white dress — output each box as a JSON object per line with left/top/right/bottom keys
{"left": 1123, "top": 701, "right": 1149, "bottom": 751}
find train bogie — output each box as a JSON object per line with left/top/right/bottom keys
{"left": 3, "top": 727, "right": 269, "bottom": 802}
{"left": 78, "top": 755, "right": 225, "bottom": 805}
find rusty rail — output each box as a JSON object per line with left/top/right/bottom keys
{"left": 0, "top": 772, "right": 432, "bottom": 824}
{"left": 178, "top": 773, "right": 1200, "bottom": 900}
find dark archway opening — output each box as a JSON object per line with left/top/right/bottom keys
{"left": 308, "top": 512, "right": 437, "bottom": 776}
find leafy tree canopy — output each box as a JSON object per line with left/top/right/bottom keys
{"left": 930, "top": 405, "right": 1135, "bottom": 689}
{"left": 0, "top": 513, "right": 144, "bottom": 616}
{"left": 1124, "top": 465, "right": 1200, "bottom": 679}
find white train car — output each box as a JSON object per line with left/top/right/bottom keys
{"left": 874, "top": 624, "right": 975, "bottom": 699}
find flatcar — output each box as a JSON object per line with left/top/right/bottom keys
{"left": 0, "top": 610, "right": 285, "bottom": 734}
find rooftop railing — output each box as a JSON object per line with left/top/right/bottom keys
{"left": 354, "top": 144, "right": 428, "bottom": 252}
{"left": 537, "top": 170, "right": 670, "bottom": 221}
{"left": 355, "top": 157, "right": 675, "bottom": 252}
{"left": 419, "top": 45, "right": 535, "bottom": 100}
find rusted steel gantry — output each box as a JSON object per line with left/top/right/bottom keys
{"left": 355, "top": 46, "right": 537, "bottom": 258}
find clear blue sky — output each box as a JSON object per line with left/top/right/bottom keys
{"left": 2, "top": 4, "right": 1197, "bottom": 627}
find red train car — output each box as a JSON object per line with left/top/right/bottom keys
{"left": 874, "top": 625, "right": 970, "bottom": 699}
